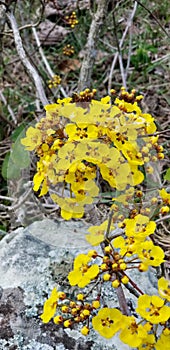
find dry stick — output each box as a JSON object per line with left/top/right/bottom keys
{"left": 6, "top": 11, "right": 49, "bottom": 106}
{"left": 32, "top": 27, "right": 67, "bottom": 98}
{"left": 108, "top": 1, "right": 138, "bottom": 92}
{"left": 77, "top": 0, "right": 109, "bottom": 91}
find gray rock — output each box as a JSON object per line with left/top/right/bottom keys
{"left": 0, "top": 219, "right": 158, "bottom": 350}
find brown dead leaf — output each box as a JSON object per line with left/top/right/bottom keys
{"left": 59, "top": 59, "right": 81, "bottom": 73}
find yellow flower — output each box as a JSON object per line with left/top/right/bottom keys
{"left": 92, "top": 308, "right": 123, "bottom": 338}
{"left": 125, "top": 215, "right": 156, "bottom": 239}
{"left": 138, "top": 334, "right": 156, "bottom": 350}
{"left": 68, "top": 254, "right": 99, "bottom": 288}
{"left": 155, "top": 331, "right": 170, "bottom": 350}
{"left": 51, "top": 193, "right": 91, "bottom": 220}
{"left": 40, "top": 288, "right": 58, "bottom": 323}
{"left": 112, "top": 187, "right": 134, "bottom": 205}
{"left": 138, "top": 240, "right": 164, "bottom": 267}
{"left": 65, "top": 123, "right": 98, "bottom": 141}
{"left": 21, "top": 126, "right": 42, "bottom": 151}
{"left": 57, "top": 143, "right": 77, "bottom": 170}
{"left": 159, "top": 188, "right": 170, "bottom": 205}
{"left": 136, "top": 295, "right": 170, "bottom": 324}
{"left": 158, "top": 277, "right": 170, "bottom": 301}
{"left": 86, "top": 220, "right": 114, "bottom": 246}
{"left": 119, "top": 315, "right": 148, "bottom": 347}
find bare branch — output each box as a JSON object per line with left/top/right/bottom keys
{"left": 6, "top": 11, "right": 49, "bottom": 106}
{"left": 78, "top": 0, "right": 109, "bottom": 91}
{"left": 108, "top": 1, "right": 138, "bottom": 92}
{"left": 32, "top": 26, "right": 67, "bottom": 98}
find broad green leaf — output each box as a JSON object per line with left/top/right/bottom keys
{"left": 11, "top": 138, "right": 30, "bottom": 168}
{"left": 1, "top": 152, "right": 20, "bottom": 180}
{"left": 11, "top": 123, "right": 26, "bottom": 142}
{"left": 164, "top": 168, "right": 170, "bottom": 181}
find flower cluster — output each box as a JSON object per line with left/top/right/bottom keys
{"left": 48, "top": 75, "right": 61, "bottom": 89}
{"left": 40, "top": 260, "right": 170, "bottom": 348}
{"left": 65, "top": 12, "right": 78, "bottom": 28}
{"left": 21, "top": 87, "right": 170, "bottom": 349}
{"left": 21, "top": 88, "right": 162, "bottom": 220}
{"left": 62, "top": 44, "right": 75, "bottom": 56}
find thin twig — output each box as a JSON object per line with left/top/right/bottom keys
{"left": 125, "top": 26, "right": 132, "bottom": 80}
{"left": 32, "top": 27, "right": 67, "bottom": 98}
{"left": 6, "top": 11, "right": 49, "bottom": 106}
{"left": 136, "top": 0, "right": 170, "bottom": 38}
{"left": 137, "top": 129, "right": 170, "bottom": 138}
{"left": 0, "top": 90, "right": 17, "bottom": 124}
{"left": 156, "top": 215, "right": 170, "bottom": 223}
{"left": 108, "top": 1, "right": 138, "bottom": 92}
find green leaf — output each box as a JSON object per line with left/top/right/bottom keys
{"left": 1, "top": 152, "right": 21, "bottom": 180}
{"left": 11, "top": 127, "right": 30, "bottom": 169}
{"left": 11, "top": 138, "right": 30, "bottom": 169}
{"left": 164, "top": 168, "right": 170, "bottom": 181}
{"left": 11, "top": 123, "right": 26, "bottom": 142}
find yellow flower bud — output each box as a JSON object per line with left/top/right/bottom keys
{"left": 146, "top": 166, "right": 154, "bottom": 174}
{"left": 112, "top": 279, "right": 120, "bottom": 288}
{"left": 77, "top": 293, "right": 84, "bottom": 301}
{"left": 92, "top": 300, "right": 100, "bottom": 309}
{"left": 151, "top": 197, "right": 158, "bottom": 205}
{"left": 119, "top": 263, "right": 127, "bottom": 271}
{"left": 103, "top": 273, "right": 111, "bottom": 281}
{"left": 151, "top": 155, "right": 157, "bottom": 162}
{"left": 74, "top": 316, "right": 81, "bottom": 322}
{"left": 157, "top": 152, "right": 164, "bottom": 159}
{"left": 71, "top": 308, "right": 78, "bottom": 315}
{"left": 82, "top": 309, "right": 90, "bottom": 316}
{"left": 112, "top": 263, "right": 118, "bottom": 270}
{"left": 103, "top": 255, "right": 110, "bottom": 263}
{"left": 87, "top": 250, "right": 98, "bottom": 258}
{"left": 121, "top": 275, "right": 129, "bottom": 284}
{"left": 70, "top": 301, "right": 76, "bottom": 308}
{"left": 54, "top": 315, "right": 63, "bottom": 324}
{"left": 81, "top": 326, "right": 89, "bottom": 336}
{"left": 104, "top": 246, "right": 112, "bottom": 254}
{"left": 58, "top": 292, "right": 66, "bottom": 300}
{"left": 100, "top": 263, "right": 108, "bottom": 271}
{"left": 160, "top": 206, "right": 169, "bottom": 215}
{"left": 142, "top": 146, "right": 149, "bottom": 154}
{"left": 64, "top": 319, "right": 72, "bottom": 328}
{"left": 61, "top": 305, "right": 69, "bottom": 313}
